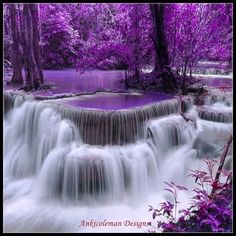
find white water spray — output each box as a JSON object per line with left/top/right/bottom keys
{"left": 3, "top": 95, "right": 232, "bottom": 232}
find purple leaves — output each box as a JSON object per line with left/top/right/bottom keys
{"left": 176, "top": 185, "right": 188, "bottom": 191}
{"left": 164, "top": 181, "right": 188, "bottom": 191}
{"left": 163, "top": 181, "right": 188, "bottom": 221}
{"left": 164, "top": 181, "right": 175, "bottom": 188}
{"left": 149, "top": 159, "right": 232, "bottom": 232}
{"left": 164, "top": 188, "right": 174, "bottom": 194}
{"left": 164, "top": 182, "right": 188, "bottom": 193}
{"left": 160, "top": 201, "right": 174, "bottom": 217}
{"left": 178, "top": 208, "right": 191, "bottom": 217}
{"left": 148, "top": 205, "right": 164, "bottom": 220}
{"left": 152, "top": 211, "right": 157, "bottom": 219}
{"left": 188, "top": 169, "right": 208, "bottom": 180}
{"left": 200, "top": 215, "right": 224, "bottom": 232}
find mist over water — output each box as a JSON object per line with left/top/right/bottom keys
{"left": 3, "top": 94, "right": 232, "bottom": 233}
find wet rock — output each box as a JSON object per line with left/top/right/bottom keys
{"left": 193, "top": 136, "right": 218, "bottom": 159}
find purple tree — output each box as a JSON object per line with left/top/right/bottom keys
{"left": 3, "top": 3, "right": 232, "bottom": 91}
{"left": 165, "top": 3, "right": 232, "bottom": 76}
{"left": 40, "top": 3, "right": 77, "bottom": 68}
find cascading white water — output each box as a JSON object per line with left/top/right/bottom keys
{"left": 4, "top": 101, "right": 81, "bottom": 178}
{"left": 3, "top": 95, "right": 232, "bottom": 233}
{"left": 33, "top": 142, "right": 160, "bottom": 204}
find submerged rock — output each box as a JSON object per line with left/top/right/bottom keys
{"left": 193, "top": 136, "right": 219, "bottom": 159}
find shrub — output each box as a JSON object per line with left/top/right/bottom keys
{"left": 149, "top": 159, "right": 232, "bottom": 232}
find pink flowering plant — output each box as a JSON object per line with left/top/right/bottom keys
{"left": 148, "top": 159, "right": 232, "bottom": 232}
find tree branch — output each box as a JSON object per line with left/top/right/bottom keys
{"left": 211, "top": 134, "right": 233, "bottom": 196}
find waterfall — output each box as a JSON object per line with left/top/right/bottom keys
{"left": 4, "top": 91, "right": 193, "bottom": 145}
{"left": 33, "top": 142, "right": 159, "bottom": 203}
{"left": 203, "top": 94, "right": 232, "bottom": 107}
{"left": 4, "top": 92, "right": 33, "bottom": 114}
{"left": 198, "top": 107, "right": 232, "bottom": 123}
{"left": 4, "top": 97, "right": 196, "bottom": 203}
{"left": 41, "top": 96, "right": 193, "bottom": 145}
{"left": 47, "top": 99, "right": 188, "bottom": 145}
{"left": 4, "top": 92, "right": 15, "bottom": 113}
{"left": 3, "top": 93, "right": 232, "bottom": 232}
{"left": 145, "top": 115, "right": 196, "bottom": 157}
{"left": 197, "top": 94, "right": 232, "bottom": 123}
{"left": 4, "top": 101, "right": 81, "bottom": 178}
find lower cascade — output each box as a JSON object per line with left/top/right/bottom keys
{"left": 3, "top": 94, "right": 232, "bottom": 232}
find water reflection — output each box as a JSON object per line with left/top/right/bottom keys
{"left": 60, "top": 92, "right": 173, "bottom": 110}
{"left": 36, "top": 69, "right": 125, "bottom": 95}
{"left": 4, "top": 69, "right": 232, "bottom": 97}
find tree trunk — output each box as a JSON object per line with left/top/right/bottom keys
{"left": 149, "top": 4, "right": 176, "bottom": 92}
{"left": 226, "top": 4, "right": 232, "bottom": 69}
{"left": 150, "top": 4, "right": 170, "bottom": 73}
{"left": 9, "top": 4, "right": 23, "bottom": 84}
{"left": 134, "top": 5, "right": 140, "bottom": 79}
{"left": 182, "top": 66, "right": 187, "bottom": 94}
{"left": 22, "top": 3, "right": 43, "bottom": 90}
{"left": 125, "top": 69, "right": 128, "bottom": 88}
{"left": 30, "top": 4, "right": 44, "bottom": 83}
{"left": 172, "top": 20, "right": 177, "bottom": 67}
{"left": 211, "top": 135, "right": 232, "bottom": 197}
{"left": 19, "top": 3, "right": 27, "bottom": 83}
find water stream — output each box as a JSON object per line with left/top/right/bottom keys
{"left": 3, "top": 93, "right": 232, "bottom": 233}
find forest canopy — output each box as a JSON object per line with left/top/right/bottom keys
{"left": 3, "top": 3, "right": 232, "bottom": 90}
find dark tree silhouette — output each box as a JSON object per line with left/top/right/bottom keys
{"left": 150, "top": 4, "right": 176, "bottom": 92}
{"left": 9, "top": 4, "right": 23, "bottom": 84}
{"left": 134, "top": 4, "right": 140, "bottom": 79}
{"left": 22, "top": 3, "right": 44, "bottom": 89}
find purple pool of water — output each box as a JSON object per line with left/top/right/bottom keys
{"left": 58, "top": 92, "right": 173, "bottom": 110}
{"left": 3, "top": 69, "right": 125, "bottom": 95}
{"left": 35, "top": 69, "right": 125, "bottom": 96}
{"left": 4, "top": 69, "right": 232, "bottom": 96}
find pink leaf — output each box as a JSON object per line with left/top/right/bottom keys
{"left": 164, "top": 188, "right": 174, "bottom": 194}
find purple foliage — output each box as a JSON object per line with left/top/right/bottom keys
{"left": 3, "top": 3, "right": 232, "bottom": 72}
{"left": 149, "top": 160, "right": 232, "bottom": 232}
